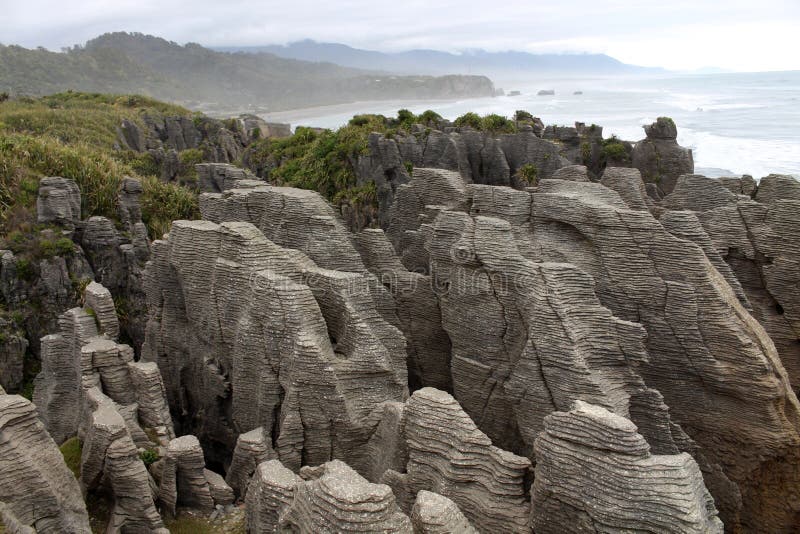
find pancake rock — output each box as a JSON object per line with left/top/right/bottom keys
{"left": 83, "top": 281, "right": 119, "bottom": 340}
{"left": 226, "top": 427, "right": 276, "bottom": 500}
{"left": 354, "top": 228, "right": 452, "bottom": 391}
{"left": 662, "top": 174, "right": 800, "bottom": 396}
{"left": 532, "top": 401, "right": 723, "bottom": 533}
{"left": 422, "top": 180, "right": 657, "bottom": 456}
{"left": 531, "top": 177, "right": 800, "bottom": 530}
{"left": 631, "top": 117, "right": 694, "bottom": 195}
{"left": 142, "top": 219, "right": 408, "bottom": 472}
{"left": 196, "top": 162, "right": 261, "bottom": 193}
{"left": 158, "top": 435, "right": 223, "bottom": 516}
{"left": 0, "top": 394, "right": 91, "bottom": 533}
{"left": 383, "top": 388, "right": 532, "bottom": 533}
{"left": 411, "top": 491, "right": 478, "bottom": 534}
{"left": 33, "top": 307, "right": 99, "bottom": 444}
{"left": 36, "top": 176, "right": 81, "bottom": 226}
{"left": 245, "top": 459, "right": 301, "bottom": 533}
{"left": 80, "top": 387, "right": 167, "bottom": 533}
{"left": 280, "top": 460, "right": 413, "bottom": 532}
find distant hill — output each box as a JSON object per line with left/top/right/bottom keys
{"left": 0, "top": 33, "right": 496, "bottom": 113}
{"left": 215, "top": 40, "right": 660, "bottom": 77}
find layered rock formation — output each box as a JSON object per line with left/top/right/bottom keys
{"left": 383, "top": 388, "right": 532, "bottom": 533}
{"left": 141, "top": 217, "right": 409, "bottom": 472}
{"left": 631, "top": 117, "right": 694, "bottom": 194}
{"left": 0, "top": 394, "right": 91, "bottom": 533}
{"left": 247, "top": 459, "right": 413, "bottom": 532}
{"left": 662, "top": 173, "right": 800, "bottom": 398}
{"left": 532, "top": 401, "right": 723, "bottom": 533}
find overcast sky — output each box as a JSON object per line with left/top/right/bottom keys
{"left": 2, "top": 0, "right": 799, "bottom": 72}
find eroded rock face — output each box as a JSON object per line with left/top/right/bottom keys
{"left": 631, "top": 118, "right": 694, "bottom": 195}
{"left": 142, "top": 219, "right": 408, "bottom": 471}
{"left": 531, "top": 178, "right": 800, "bottom": 530}
{"left": 36, "top": 177, "right": 81, "bottom": 226}
{"left": 662, "top": 174, "right": 800, "bottom": 397}
{"left": 532, "top": 401, "right": 723, "bottom": 533}
{"left": 383, "top": 388, "right": 532, "bottom": 533}
{"left": 411, "top": 490, "right": 478, "bottom": 534}
{"left": 33, "top": 307, "right": 99, "bottom": 444}
{"left": 159, "top": 435, "right": 217, "bottom": 516}
{"left": 81, "top": 387, "right": 166, "bottom": 533}
{"left": 281, "top": 460, "right": 413, "bottom": 532}
{"left": 0, "top": 395, "right": 91, "bottom": 533}
{"left": 245, "top": 459, "right": 302, "bottom": 533}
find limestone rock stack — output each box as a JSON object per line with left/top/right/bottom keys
{"left": 383, "top": 388, "right": 532, "bottom": 533}
{"left": 532, "top": 401, "right": 723, "bottom": 533}
{"left": 0, "top": 394, "right": 91, "bottom": 533}
{"left": 278, "top": 460, "right": 413, "bottom": 532}
{"left": 410, "top": 491, "right": 478, "bottom": 534}
{"left": 142, "top": 219, "right": 408, "bottom": 472}
{"left": 81, "top": 387, "right": 167, "bottom": 532}
{"left": 662, "top": 173, "right": 800, "bottom": 396}
{"left": 158, "top": 435, "right": 229, "bottom": 516}
{"left": 631, "top": 117, "right": 694, "bottom": 194}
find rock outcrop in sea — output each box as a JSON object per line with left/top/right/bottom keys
{"left": 2, "top": 116, "right": 799, "bottom": 533}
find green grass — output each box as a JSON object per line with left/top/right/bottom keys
{"left": 165, "top": 516, "right": 218, "bottom": 534}
{"left": 0, "top": 92, "right": 201, "bottom": 240}
{"left": 59, "top": 437, "right": 82, "bottom": 478}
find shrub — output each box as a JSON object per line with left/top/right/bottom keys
{"left": 515, "top": 163, "right": 539, "bottom": 185}
{"left": 602, "top": 137, "right": 630, "bottom": 162}
{"left": 139, "top": 448, "right": 159, "bottom": 466}
{"left": 514, "top": 110, "right": 534, "bottom": 122}
{"left": 454, "top": 112, "right": 482, "bottom": 129}
{"left": 417, "top": 110, "right": 443, "bottom": 126}
{"left": 481, "top": 114, "right": 515, "bottom": 133}
{"left": 140, "top": 175, "right": 200, "bottom": 239}
{"left": 0, "top": 92, "right": 9, "bottom": 103}
{"left": 15, "top": 257, "right": 34, "bottom": 281}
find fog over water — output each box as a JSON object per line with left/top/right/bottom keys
{"left": 263, "top": 71, "right": 800, "bottom": 179}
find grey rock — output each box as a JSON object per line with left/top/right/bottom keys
{"left": 204, "top": 468, "right": 235, "bottom": 507}
{"left": 599, "top": 167, "right": 653, "bottom": 211}
{"left": 226, "top": 428, "right": 275, "bottom": 501}
{"left": 33, "top": 307, "right": 98, "bottom": 444}
{"left": 551, "top": 164, "right": 591, "bottom": 182}
{"left": 632, "top": 118, "right": 694, "bottom": 194}
{"left": 128, "top": 361, "right": 175, "bottom": 440}
{"left": 755, "top": 173, "right": 800, "bottom": 204}
{"left": 81, "top": 387, "right": 167, "bottom": 533}
{"left": 83, "top": 281, "right": 119, "bottom": 340}
{"left": 245, "top": 459, "right": 300, "bottom": 534}
{"left": 196, "top": 163, "right": 261, "bottom": 193}
{"left": 411, "top": 491, "right": 478, "bottom": 534}
{"left": 532, "top": 401, "right": 723, "bottom": 533}
{"left": 159, "top": 435, "right": 216, "bottom": 516}
{"left": 280, "top": 460, "right": 412, "bottom": 532}
{"left": 36, "top": 177, "right": 81, "bottom": 225}
{"left": 531, "top": 178, "right": 800, "bottom": 530}
{"left": 383, "top": 388, "right": 532, "bottom": 533}
{"left": 0, "top": 395, "right": 91, "bottom": 533}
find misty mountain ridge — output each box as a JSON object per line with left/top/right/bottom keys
{"left": 214, "top": 39, "right": 661, "bottom": 76}
{"left": 0, "top": 32, "right": 495, "bottom": 113}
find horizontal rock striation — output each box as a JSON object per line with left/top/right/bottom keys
{"left": 281, "top": 459, "right": 413, "bottom": 532}
{"left": 81, "top": 387, "right": 167, "bottom": 532}
{"left": 0, "top": 394, "right": 91, "bottom": 533}
{"left": 383, "top": 388, "right": 532, "bottom": 533}
{"left": 142, "top": 218, "right": 408, "bottom": 472}
{"left": 531, "top": 177, "right": 800, "bottom": 530}
{"left": 662, "top": 173, "right": 800, "bottom": 397}
{"left": 532, "top": 401, "right": 723, "bottom": 533}
{"left": 411, "top": 490, "right": 478, "bottom": 534}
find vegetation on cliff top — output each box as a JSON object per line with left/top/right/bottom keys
{"left": 0, "top": 92, "right": 200, "bottom": 240}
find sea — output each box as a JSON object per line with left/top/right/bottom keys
{"left": 261, "top": 70, "right": 800, "bottom": 179}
